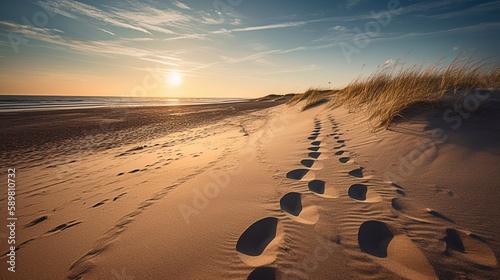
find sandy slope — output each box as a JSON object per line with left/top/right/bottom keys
{"left": 1, "top": 99, "right": 499, "bottom": 279}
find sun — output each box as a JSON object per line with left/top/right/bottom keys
{"left": 166, "top": 70, "right": 182, "bottom": 86}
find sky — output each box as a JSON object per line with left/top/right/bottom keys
{"left": 0, "top": 0, "right": 499, "bottom": 98}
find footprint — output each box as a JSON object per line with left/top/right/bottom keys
{"left": 337, "top": 140, "right": 345, "bottom": 144}
{"left": 280, "top": 193, "right": 302, "bottom": 216}
{"left": 348, "top": 167, "right": 364, "bottom": 178}
{"left": 113, "top": 193, "right": 127, "bottom": 201}
{"left": 444, "top": 228, "right": 497, "bottom": 267}
{"left": 312, "top": 129, "right": 320, "bottom": 133}
{"left": 247, "top": 267, "right": 276, "bottom": 280}
{"left": 286, "top": 169, "right": 314, "bottom": 180}
{"left": 358, "top": 221, "right": 437, "bottom": 280}
{"left": 334, "top": 151, "right": 345, "bottom": 156}
{"left": 237, "top": 218, "right": 283, "bottom": 266}
{"left": 339, "top": 157, "right": 350, "bottom": 163}
{"left": 333, "top": 144, "right": 345, "bottom": 150}
{"left": 311, "top": 141, "right": 321, "bottom": 146}
{"left": 25, "top": 215, "right": 48, "bottom": 228}
{"left": 391, "top": 198, "right": 404, "bottom": 211}
{"left": 92, "top": 199, "right": 109, "bottom": 208}
{"left": 308, "top": 180, "right": 338, "bottom": 198}
{"left": 358, "top": 221, "right": 393, "bottom": 257}
{"left": 308, "top": 147, "right": 320, "bottom": 152}
{"left": 45, "top": 220, "right": 82, "bottom": 236}
{"left": 308, "top": 152, "right": 322, "bottom": 159}
{"left": 348, "top": 184, "right": 381, "bottom": 202}
{"left": 348, "top": 184, "right": 367, "bottom": 201}
{"left": 308, "top": 136, "right": 318, "bottom": 140}
{"left": 280, "top": 193, "right": 319, "bottom": 224}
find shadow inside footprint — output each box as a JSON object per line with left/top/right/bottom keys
{"left": 308, "top": 180, "right": 325, "bottom": 194}
{"left": 286, "top": 169, "right": 309, "bottom": 180}
{"left": 333, "top": 145, "right": 345, "bottom": 150}
{"left": 337, "top": 140, "right": 345, "bottom": 144}
{"left": 358, "top": 221, "right": 394, "bottom": 258}
{"left": 308, "top": 152, "right": 321, "bottom": 159}
{"left": 308, "top": 147, "right": 320, "bottom": 152}
{"left": 301, "top": 159, "right": 315, "bottom": 168}
{"left": 348, "top": 168, "right": 364, "bottom": 178}
{"left": 444, "top": 229, "right": 465, "bottom": 253}
{"left": 308, "top": 136, "right": 318, "bottom": 140}
{"left": 237, "top": 218, "right": 278, "bottom": 256}
{"left": 348, "top": 184, "right": 367, "bottom": 201}
{"left": 280, "top": 193, "right": 302, "bottom": 216}
{"left": 247, "top": 267, "right": 276, "bottom": 280}
{"left": 311, "top": 141, "right": 321, "bottom": 146}
{"left": 25, "top": 215, "right": 48, "bottom": 228}
{"left": 391, "top": 198, "right": 403, "bottom": 211}
{"left": 334, "top": 151, "right": 345, "bottom": 156}
{"left": 339, "top": 157, "right": 350, "bottom": 163}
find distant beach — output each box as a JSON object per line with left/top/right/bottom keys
{"left": 0, "top": 95, "right": 248, "bottom": 112}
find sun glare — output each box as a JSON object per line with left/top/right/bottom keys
{"left": 167, "top": 70, "right": 182, "bottom": 86}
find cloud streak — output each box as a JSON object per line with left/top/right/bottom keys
{"left": 38, "top": 0, "right": 200, "bottom": 35}
{"left": 173, "top": 1, "right": 191, "bottom": 10}
{"left": 97, "top": 28, "right": 115, "bottom": 36}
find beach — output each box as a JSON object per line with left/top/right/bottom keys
{"left": 0, "top": 97, "right": 498, "bottom": 279}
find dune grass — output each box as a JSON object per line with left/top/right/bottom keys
{"left": 311, "top": 55, "right": 500, "bottom": 129}
{"left": 287, "top": 88, "right": 335, "bottom": 110}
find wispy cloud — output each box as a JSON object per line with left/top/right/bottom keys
{"left": 39, "top": 0, "right": 153, "bottom": 34}
{"left": 0, "top": 20, "right": 188, "bottom": 67}
{"left": 39, "top": 0, "right": 198, "bottom": 35}
{"left": 173, "top": 1, "right": 191, "bottom": 10}
{"left": 453, "top": 45, "right": 460, "bottom": 51}
{"left": 214, "top": 21, "right": 307, "bottom": 34}
{"left": 97, "top": 28, "right": 115, "bottom": 36}
{"left": 219, "top": 49, "right": 283, "bottom": 64}
{"left": 346, "top": 0, "right": 365, "bottom": 10}
{"left": 427, "top": 0, "right": 500, "bottom": 19}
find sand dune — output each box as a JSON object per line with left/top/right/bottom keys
{"left": 1, "top": 98, "right": 499, "bottom": 279}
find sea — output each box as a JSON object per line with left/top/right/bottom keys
{"left": 0, "top": 95, "right": 247, "bottom": 112}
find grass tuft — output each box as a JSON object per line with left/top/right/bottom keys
{"left": 326, "top": 54, "right": 500, "bottom": 129}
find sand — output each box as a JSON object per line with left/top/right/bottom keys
{"left": 0, "top": 97, "right": 499, "bottom": 279}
